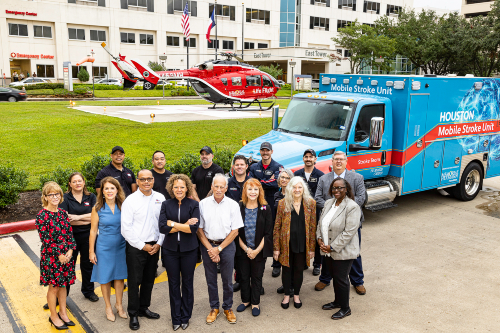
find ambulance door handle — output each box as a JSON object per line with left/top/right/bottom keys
{"left": 417, "top": 139, "right": 423, "bottom": 148}
{"left": 381, "top": 151, "right": 386, "bottom": 165}
{"left": 434, "top": 160, "right": 440, "bottom": 168}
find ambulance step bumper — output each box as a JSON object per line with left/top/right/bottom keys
{"left": 364, "top": 181, "right": 397, "bottom": 212}
{"left": 365, "top": 202, "right": 398, "bottom": 212}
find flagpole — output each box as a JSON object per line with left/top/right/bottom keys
{"left": 186, "top": 37, "right": 190, "bottom": 89}
{"left": 215, "top": 0, "right": 218, "bottom": 60}
{"left": 242, "top": 2, "right": 244, "bottom": 61}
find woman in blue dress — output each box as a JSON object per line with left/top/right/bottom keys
{"left": 89, "top": 177, "right": 128, "bottom": 322}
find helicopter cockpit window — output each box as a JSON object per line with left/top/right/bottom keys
{"left": 232, "top": 77, "right": 242, "bottom": 86}
{"left": 220, "top": 78, "right": 228, "bottom": 86}
{"left": 246, "top": 75, "right": 261, "bottom": 87}
{"left": 263, "top": 75, "right": 273, "bottom": 87}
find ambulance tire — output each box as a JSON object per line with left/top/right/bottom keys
{"left": 450, "top": 162, "right": 483, "bottom": 201}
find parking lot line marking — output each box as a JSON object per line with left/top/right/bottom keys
{"left": 0, "top": 235, "right": 96, "bottom": 333}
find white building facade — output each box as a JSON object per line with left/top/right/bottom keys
{"left": 1, "top": 0, "right": 413, "bottom": 84}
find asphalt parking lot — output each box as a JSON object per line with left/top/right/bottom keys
{"left": 1, "top": 178, "right": 500, "bottom": 333}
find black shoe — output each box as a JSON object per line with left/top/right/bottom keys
{"left": 332, "top": 308, "right": 351, "bottom": 320}
{"left": 233, "top": 282, "right": 240, "bottom": 292}
{"left": 181, "top": 322, "right": 189, "bottom": 330}
{"left": 138, "top": 309, "right": 160, "bottom": 319}
{"left": 260, "top": 286, "right": 265, "bottom": 295}
{"left": 322, "top": 301, "right": 341, "bottom": 310}
{"left": 281, "top": 299, "right": 290, "bottom": 309}
{"left": 294, "top": 300, "right": 302, "bottom": 309}
{"left": 272, "top": 267, "right": 281, "bottom": 277}
{"left": 290, "top": 288, "right": 294, "bottom": 296}
{"left": 217, "top": 263, "right": 221, "bottom": 273}
{"left": 85, "top": 293, "right": 99, "bottom": 302}
{"left": 58, "top": 313, "right": 75, "bottom": 326}
{"left": 129, "top": 316, "right": 140, "bottom": 330}
{"left": 277, "top": 285, "right": 284, "bottom": 294}
{"left": 49, "top": 317, "right": 68, "bottom": 330}
{"left": 313, "top": 267, "right": 321, "bottom": 276}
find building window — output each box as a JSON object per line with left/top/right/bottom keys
{"left": 465, "top": 0, "right": 492, "bottom": 3}
{"left": 337, "top": 49, "right": 343, "bottom": 55}
{"left": 68, "top": 0, "right": 105, "bottom": 5}
{"left": 90, "top": 30, "right": 106, "bottom": 42}
{"left": 93, "top": 66, "right": 108, "bottom": 79}
{"left": 72, "top": 65, "right": 87, "bottom": 78}
{"left": 183, "top": 38, "right": 196, "bottom": 47}
{"left": 231, "top": 77, "right": 242, "bottom": 86}
{"left": 34, "top": 26, "right": 52, "bottom": 38}
{"left": 464, "top": 12, "right": 489, "bottom": 18}
{"left": 8, "top": 24, "right": 28, "bottom": 37}
{"left": 68, "top": 28, "right": 85, "bottom": 40}
{"left": 280, "top": 0, "right": 296, "bottom": 47}
{"left": 207, "top": 39, "right": 220, "bottom": 49}
{"left": 244, "top": 42, "right": 255, "bottom": 49}
{"left": 337, "top": 20, "right": 353, "bottom": 30}
{"left": 245, "top": 8, "right": 270, "bottom": 25}
{"left": 310, "top": 17, "right": 330, "bottom": 31}
{"left": 37, "top": 65, "right": 55, "bottom": 78}
{"left": 121, "top": 32, "right": 135, "bottom": 43}
{"left": 140, "top": 34, "right": 154, "bottom": 45}
{"left": 386, "top": 4, "right": 401, "bottom": 16}
{"left": 222, "top": 40, "right": 234, "bottom": 50}
{"left": 363, "top": 1, "right": 380, "bottom": 14}
{"left": 167, "top": 36, "right": 180, "bottom": 46}
{"left": 168, "top": 0, "right": 197, "bottom": 16}
{"left": 311, "top": 0, "right": 330, "bottom": 6}
{"left": 258, "top": 43, "right": 268, "bottom": 49}
{"left": 338, "top": 0, "right": 356, "bottom": 10}
{"left": 128, "top": 0, "right": 147, "bottom": 7}
{"left": 344, "top": 49, "right": 351, "bottom": 57}
{"left": 209, "top": 3, "right": 235, "bottom": 21}
{"left": 122, "top": 0, "right": 154, "bottom": 12}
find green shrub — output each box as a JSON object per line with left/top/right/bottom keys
{"left": 138, "top": 157, "right": 154, "bottom": 171}
{"left": 282, "top": 84, "right": 291, "bottom": 89}
{"left": 155, "top": 84, "right": 175, "bottom": 90}
{"left": 171, "top": 88, "right": 197, "bottom": 96}
{"left": 212, "top": 146, "right": 234, "bottom": 174}
{"left": 53, "top": 88, "right": 68, "bottom": 95}
{"left": 22, "top": 83, "right": 64, "bottom": 90}
{"left": 73, "top": 84, "right": 122, "bottom": 90}
{"left": 166, "top": 152, "right": 199, "bottom": 177}
{"left": 134, "top": 85, "right": 142, "bottom": 90}
{"left": 26, "top": 89, "right": 54, "bottom": 95}
{"left": 73, "top": 87, "right": 89, "bottom": 95}
{"left": 77, "top": 68, "right": 90, "bottom": 82}
{"left": 0, "top": 164, "right": 29, "bottom": 208}
{"left": 38, "top": 166, "right": 76, "bottom": 192}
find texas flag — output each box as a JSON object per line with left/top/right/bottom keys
{"left": 206, "top": 8, "right": 216, "bottom": 42}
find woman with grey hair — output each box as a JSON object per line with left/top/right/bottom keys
{"left": 273, "top": 176, "right": 317, "bottom": 309}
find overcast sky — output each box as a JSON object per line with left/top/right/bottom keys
{"left": 413, "top": 0, "right": 462, "bottom": 10}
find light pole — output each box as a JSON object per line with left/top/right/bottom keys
{"left": 159, "top": 54, "right": 168, "bottom": 98}
{"left": 289, "top": 60, "right": 296, "bottom": 98}
{"left": 90, "top": 49, "right": 95, "bottom": 100}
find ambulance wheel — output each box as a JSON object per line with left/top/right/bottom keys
{"left": 451, "top": 162, "right": 483, "bottom": 201}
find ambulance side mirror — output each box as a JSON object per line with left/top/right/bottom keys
{"left": 369, "top": 117, "right": 384, "bottom": 149}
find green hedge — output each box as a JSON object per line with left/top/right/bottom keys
{"left": 21, "top": 83, "right": 64, "bottom": 90}
{"left": 74, "top": 83, "right": 122, "bottom": 90}
{"left": 26, "top": 89, "right": 54, "bottom": 95}
{"left": 39, "top": 166, "right": 76, "bottom": 193}
{"left": 0, "top": 164, "right": 29, "bottom": 208}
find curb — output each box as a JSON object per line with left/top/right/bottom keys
{"left": 0, "top": 219, "right": 36, "bottom": 235}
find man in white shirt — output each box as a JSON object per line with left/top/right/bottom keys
{"left": 121, "top": 170, "right": 165, "bottom": 331}
{"left": 198, "top": 174, "right": 243, "bottom": 325}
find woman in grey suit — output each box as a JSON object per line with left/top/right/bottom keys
{"left": 317, "top": 177, "right": 361, "bottom": 320}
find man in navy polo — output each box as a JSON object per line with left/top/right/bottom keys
{"left": 294, "top": 149, "right": 324, "bottom": 276}
{"left": 95, "top": 146, "right": 137, "bottom": 197}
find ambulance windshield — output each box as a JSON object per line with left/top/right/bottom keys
{"left": 277, "top": 99, "right": 354, "bottom": 140}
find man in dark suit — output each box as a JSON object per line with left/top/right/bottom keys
{"left": 314, "top": 151, "right": 367, "bottom": 297}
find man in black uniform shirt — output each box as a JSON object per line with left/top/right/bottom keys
{"left": 293, "top": 149, "right": 325, "bottom": 276}
{"left": 190, "top": 146, "right": 223, "bottom": 202}
{"left": 150, "top": 150, "right": 173, "bottom": 200}
{"left": 95, "top": 146, "right": 137, "bottom": 197}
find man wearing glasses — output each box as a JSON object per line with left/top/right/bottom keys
{"left": 95, "top": 146, "right": 137, "bottom": 197}
{"left": 121, "top": 170, "right": 165, "bottom": 330}
{"left": 314, "top": 151, "right": 367, "bottom": 298}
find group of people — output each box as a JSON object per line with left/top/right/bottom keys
{"left": 12, "top": 71, "right": 36, "bottom": 82}
{"left": 36, "top": 143, "right": 366, "bottom": 331}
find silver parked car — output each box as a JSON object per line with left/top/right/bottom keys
{"left": 10, "top": 77, "right": 50, "bottom": 87}
{"left": 96, "top": 78, "right": 122, "bottom": 86}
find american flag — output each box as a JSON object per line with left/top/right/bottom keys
{"left": 181, "top": 2, "right": 190, "bottom": 41}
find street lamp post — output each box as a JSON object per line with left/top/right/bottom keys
{"left": 159, "top": 54, "right": 168, "bottom": 99}
{"left": 90, "top": 49, "right": 95, "bottom": 100}
{"left": 289, "top": 61, "right": 296, "bottom": 98}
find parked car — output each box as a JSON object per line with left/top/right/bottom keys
{"left": 277, "top": 80, "right": 285, "bottom": 86}
{"left": 0, "top": 87, "right": 27, "bottom": 102}
{"left": 10, "top": 78, "right": 50, "bottom": 87}
{"left": 96, "top": 78, "right": 122, "bottom": 86}
{"left": 311, "top": 79, "right": 319, "bottom": 90}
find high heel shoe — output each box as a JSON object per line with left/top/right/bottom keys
{"left": 115, "top": 305, "right": 128, "bottom": 319}
{"left": 58, "top": 313, "right": 75, "bottom": 326}
{"left": 106, "top": 308, "right": 116, "bottom": 322}
{"left": 49, "top": 317, "right": 68, "bottom": 330}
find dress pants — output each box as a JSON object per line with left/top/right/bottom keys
{"left": 126, "top": 242, "right": 159, "bottom": 316}
{"left": 281, "top": 251, "right": 306, "bottom": 296}
{"left": 324, "top": 256, "right": 353, "bottom": 310}
{"left": 319, "top": 228, "right": 364, "bottom": 286}
{"left": 238, "top": 255, "right": 265, "bottom": 305}
{"left": 163, "top": 246, "right": 197, "bottom": 325}
{"left": 202, "top": 241, "right": 236, "bottom": 310}
{"left": 312, "top": 210, "right": 322, "bottom": 269}
{"left": 68, "top": 232, "right": 95, "bottom": 297}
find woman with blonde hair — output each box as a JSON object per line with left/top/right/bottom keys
{"left": 273, "top": 176, "right": 316, "bottom": 309}
{"left": 36, "top": 181, "right": 76, "bottom": 330}
{"left": 89, "top": 176, "right": 127, "bottom": 322}
{"left": 235, "top": 178, "right": 273, "bottom": 317}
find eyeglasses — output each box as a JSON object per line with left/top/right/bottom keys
{"left": 138, "top": 178, "right": 154, "bottom": 182}
{"left": 332, "top": 158, "right": 346, "bottom": 162}
{"left": 332, "top": 186, "right": 346, "bottom": 191}
{"left": 45, "top": 193, "right": 61, "bottom": 198}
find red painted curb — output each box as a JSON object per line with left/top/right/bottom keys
{"left": 0, "top": 219, "right": 36, "bottom": 235}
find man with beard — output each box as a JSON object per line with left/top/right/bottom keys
{"left": 294, "top": 149, "right": 324, "bottom": 276}
{"left": 151, "top": 150, "right": 173, "bottom": 200}
{"left": 191, "top": 146, "right": 224, "bottom": 202}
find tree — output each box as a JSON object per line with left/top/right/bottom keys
{"left": 258, "top": 64, "right": 283, "bottom": 80}
{"left": 331, "top": 20, "right": 396, "bottom": 74}
{"left": 148, "top": 61, "right": 166, "bottom": 71}
{"left": 77, "top": 68, "right": 89, "bottom": 82}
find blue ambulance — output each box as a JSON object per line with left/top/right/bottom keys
{"left": 235, "top": 74, "right": 500, "bottom": 211}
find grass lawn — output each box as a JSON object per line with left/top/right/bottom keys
{"left": 94, "top": 89, "right": 196, "bottom": 98}
{"left": 1, "top": 99, "right": 290, "bottom": 190}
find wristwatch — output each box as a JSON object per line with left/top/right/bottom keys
{"left": 217, "top": 245, "right": 223, "bottom": 252}
{"left": 171, "top": 222, "right": 175, "bottom": 228}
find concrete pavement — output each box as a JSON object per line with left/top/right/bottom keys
{"left": 1, "top": 179, "right": 500, "bottom": 332}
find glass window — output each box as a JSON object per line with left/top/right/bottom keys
{"left": 354, "top": 104, "right": 384, "bottom": 142}
{"left": 9, "top": 24, "right": 28, "bottom": 37}
{"left": 230, "top": 5, "right": 235, "bottom": 20}
{"left": 386, "top": 4, "right": 401, "bottom": 15}
{"left": 69, "top": 28, "right": 85, "bottom": 40}
{"left": 138, "top": 0, "right": 147, "bottom": 6}
{"left": 207, "top": 39, "right": 220, "bottom": 49}
{"left": 174, "top": 0, "right": 182, "bottom": 10}
{"left": 72, "top": 65, "right": 87, "bottom": 78}
{"left": 246, "top": 8, "right": 251, "bottom": 22}
{"left": 34, "top": 26, "right": 43, "bottom": 38}
{"left": 246, "top": 75, "right": 261, "bottom": 86}
{"left": 90, "top": 30, "right": 106, "bottom": 42}
{"left": 263, "top": 75, "right": 273, "bottom": 87}
{"left": 338, "top": 0, "right": 356, "bottom": 10}
{"left": 140, "top": 34, "right": 154, "bottom": 45}
{"left": 265, "top": 10, "right": 270, "bottom": 25}
{"left": 231, "top": 77, "right": 242, "bottom": 86}
{"left": 258, "top": 43, "right": 268, "bottom": 48}
{"left": 220, "top": 78, "right": 228, "bottom": 86}
{"left": 183, "top": 38, "right": 196, "bottom": 47}
{"left": 167, "top": 36, "right": 180, "bottom": 46}
{"left": 223, "top": 40, "right": 233, "bottom": 50}
{"left": 363, "top": 1, "right": 380, "bottom": 14}
{"left": 120, "top": 32, "right": 135, "bottom": 43}
{"left": 93, "top": 66, "right": 108, "bottom": 79}
{"left": 36, "top": 65, "right": 55, "bottom": 78}
{"left": 244, "top": 42, "right": 254, "bottom": 49}
{"left": 128, "top": 0, "right": 138, "bottom": 5}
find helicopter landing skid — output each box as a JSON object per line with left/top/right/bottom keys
{"left": 210, "top": 100, "right": 275, "bottom": 112}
